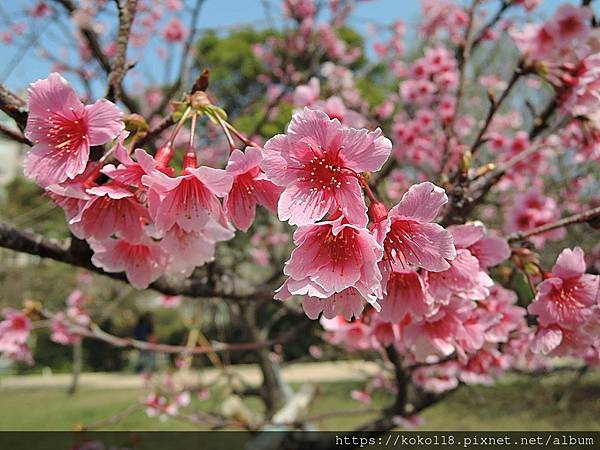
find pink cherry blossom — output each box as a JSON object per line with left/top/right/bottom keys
{"left": 45, "top": 161, "right": 99, "bottom": 232}
{"left": 480, "top": 285, "right": 527, "bottom": 343}
{"left": 50, "top": 313, "right": 81, "bottom": 345}
{"left": 24, "top": 73, "right": 123, "bottom": 186}
{"left": 449, "top": 223, "right": 510, "bottom": 268}
{"left": 90, "top": 237, "right": 166, "bottom": 289}
{"left": 553, "top": 4, "right": 592, "bottom": 45}
{"left": 142, "top": 166, "right": 232, "bottom": 235}
{"left": 283, "top": 0, "right": 316, "bottom": 21}
{"left": 531, "top": 324, "right": 595, "bottom": 356}
{"left": 315, "top": 96, "right": 366, "bottom": 128}
{"left": 0, "top": 309, "right": 31, "bottom": 353}
{"left": 162, "top": 17, "right": 186, "bottom": 43}
{"left": 380, "top": 270, "right": 433, "bottom": 322}
{"left": 412, "top": 362, "right": 459, "bottom": 393}
{"left": 458, "top": 347, "right": 509, "bottom": 385}
{"left": 101, "top": 143, "right": 158, "bottom": 189}
{"left": 403, "top": 298, "right": 475, "bottom": 362}
{"left": 278, "top": 216, "right": 383, "bottom": 305}
{"left": 350, "top": 390, "right": 372, "bottom": 405}
{"left": 505, "top": 188, "right": 564, "bottom": 248}
{"left": 224, "top": 147, "right": 282, "bottom": 231}
{"left": 71, "top": 182, "right": 150, "bottom": 242}
{"left": 372, "top": 318, "right": 397, "bottom": 346}
{"left": 514, "top": 0, "right": 540, "bottom": 11}
{"left": 528, "top": 247, "right": 599, "bottom": 328}
{"left": 262, "top": 108, "right": 391, "bottom": 226}
{"left": 157, "top": 295, "right": 183, "bottom": 308}
{"left": 293, "top": 77, "right": 320, "bottom": 107}
{"left": 561, "top": 53, "right": 600, "bottom": 117}
{"left": 320, "top": 316, "right": 371, "bottom": 350}
{"left": 160, "top": 223, "right": 230, "bottom": 277}
{"left": 425, "top": 249, "right": 494, "bottom": 302}
{"left": 377, "top": 182, "right": 456, "bottom": 273}
{"left": 301, "top": 287, "right": 367, "bottom": 320}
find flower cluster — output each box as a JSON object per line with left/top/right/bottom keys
{"left": 263, "top": 108, "right": 509, "bottom": 361}
{"left": 529, "top": 247, "right": 600, "bottom": 359}
{"left": 0, "top": 309, "right": 32, "bottom": 364}
{"left": 50, "top": 290, "right": 90, "bottom": 345}
{"left": 23, "top": 74, "right": 281, "bottom": 288}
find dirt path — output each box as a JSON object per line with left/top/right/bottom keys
{"left": 0, "top": 360, "right": 379, "bottom": 390}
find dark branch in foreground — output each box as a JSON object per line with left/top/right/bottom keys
{"left": 0, "top": 221, "right": 274, "bottom": 301}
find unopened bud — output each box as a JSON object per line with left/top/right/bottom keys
{"left": 461, "top": 149, "right": 472, "bottom": 174}
{"left": 124, "top": 113, "right": 149, "bottom": 134}
{"left": 191, "top": 68, "right": 210, "bottom": 93}
{"left": 368, "top": 202, "right": 388, "bottom": 223}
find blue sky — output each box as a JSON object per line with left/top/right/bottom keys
{"left": 0, "top": 0, "right": 595, "bottom": 93}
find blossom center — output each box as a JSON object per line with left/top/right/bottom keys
{"left": 298, "top": 146, "right": 346, "bottom": 193}
{"left": 44, "top": 108, "right": 87, "bottom": 155}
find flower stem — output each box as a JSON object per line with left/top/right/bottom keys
{"left": 225, "top": 121, "right": 261, "bottom": 148}
{"left": 215, "top": 113, "right": 236, "bottom": 152}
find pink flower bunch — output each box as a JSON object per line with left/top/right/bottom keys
{"left": 283, "top": 0, "right": 316, "bottom": 22}
{"left": 560, "top": 53, "right": 600, "bottom": 117}
{"left": 162, "top": 17, "right": 186, "bottom": 43}
{"left": 504, "top": 188, "right": 565, "bottom": 248}
{"left": 511, "top": 4, "right": 593, "bottom": 62}
{"left": 392, "top": 46, "right": 461, "bottom": 170}
{"left": 50, "top": 290, "right": 90, "bottom": 345}
{"left": 292, "top": 78, "right": 367, "bottom": 128}
{"left": 24, "top": 73, "right": 123, "bottom": 187}
{"left": 420, "top": 0, "right": 468, "bottom": 44}
{"left": 323, "top": 279, "right": 528, "bottom": 370}
{"left": 265, "top": 107, "right": 423, "bottom": 319}
{"left": 529, "top": 247, "right": 600, "bottom": 358}
{"left": 24, "top": 74, "right": 280, "bottom": 289}
{"left": 145, "top": 390, "right": 191, "bottom": 421}
{"left": 0, "top": 309, "right": 32, "bottom": 364}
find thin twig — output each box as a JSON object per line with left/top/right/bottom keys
{"left": 45, "top": 311, "right": 304, "bottom": 356}
{"left": 51, "top": 0, "right": 138, "bottom": 112}
{"left": 471, "top": 64, "right": 522, "bottom": 154}
{"left": 0, "top": 123, "right": 30, "bottom": 145}
{"left": 0, "top": 221, "right": 274, "bottom": 300}
{"left": 0, "top": 84, "right": 28, "bottom": 130}
{"left": 150, "top": 0, "right": 206, "bottom": 117}
{"left": 106, "top": 0, "right": 138, "bottom": 102}
{"left": 507, "top": 205, "right": 600, "bottom": 243}
{"left": 470, "top": 0, "right": 515, "bottom": 52}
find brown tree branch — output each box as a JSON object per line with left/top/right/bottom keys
{"left": 442, "top": 91, "right": 560, "bottom": 226}
{"left": 240, "top": 303, "right": 288, "bottom": 417}
{"left": 106, "top": 0, "right": 138, "bottom": 103}
{"left": 47, "top": 311, "right": 302, "bottom": 356}
{"left": 471, "top": 64, "right": 523, "bottom": 155}
{"left": 355, "top": 346, "right": 408, "bottom": 432}
{"left": 150, "top": 0, "right": 206, "bottom": 117}
{"left": 0, "top": 221, "right": 274, "bottom": 300}
{"left": 470, "top": 0, "right": 515, "bottom": 52}
{"left": 507, "top": 205, "right": 600, "bottom": 243}
{"left": 0, "top": 84, "right": 28, "bottom": 131}
{"left": 136, "top": 115, "right": 175, "bottom": 148}
{"left": 51, "top": 0, "right": 139, "bottom": 112}
{"left": 0, "top": 123, "right": 30, "bottom": 145}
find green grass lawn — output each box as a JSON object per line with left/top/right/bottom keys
{"left": 0, "top": 370, "right": 599, "bottom": 431}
